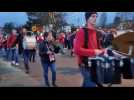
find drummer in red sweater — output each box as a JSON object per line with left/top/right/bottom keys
{"left": 74, "top": 12, "right": 106, "bottom": 87}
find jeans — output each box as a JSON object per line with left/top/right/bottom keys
{"left": 11, "top": 48, "right": 19, "bottom": 63}
{"left": 29, "top": 49, "right": 36, "bottom": 62}
{"left": 79, "top": 66, "right": 97, "bottom": 87}
{"left": 23, "top": 49, "right": 30, "bottom": 65}
{"left": 59, "top": 44, "right": 65, "bottom": 54}
{"left": 0, "top": 48, "right": 4, "bottom": 57}
{"left": 41, "top": 61, "right": 56, "bottom": 85}
{"left": 6, "top": 48, "right": 11, "bottom": 61}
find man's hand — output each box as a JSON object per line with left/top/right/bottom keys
{"left": 47, "top": 50, "right": 52, "bottom": 54}
{"left": 95, "top": 49, "right": 105, "bottom": 56}
{"left": 103, "top": 48, "right": 109, "bottom": 57}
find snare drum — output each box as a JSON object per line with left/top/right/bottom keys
{"left": 122, "top": 57, "right": 134, "bottom": 79}
{"left": 103, "top": 57, "right": 122, "bottom": 84}
{"left": 103, "top": 57, "right": 114, "bottom": 84}
{"left": 110, "top": 57, "right": 122, "bottom": 84}
{"left": 88, "top": 57, "right": 105, "bottom": 85}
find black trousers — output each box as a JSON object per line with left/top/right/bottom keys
{"left": 29, "top": 49, "right": 36, "bottom": 62}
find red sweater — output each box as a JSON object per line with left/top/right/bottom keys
{"left": 59, "top": 35, "right": 65, "bottom": 44}
{"left": 74, "top": 28, "right": 101, "bottom": 64}
{"left": 7, "top": 34, "right": 17, "bottom": 48}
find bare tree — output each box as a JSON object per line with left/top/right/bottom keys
{"left": 26, "top": 12, "right": 68, "bottom": 32}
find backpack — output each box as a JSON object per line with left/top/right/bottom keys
{"left": 23, "top": 36, "right": 37, "bottom": 50}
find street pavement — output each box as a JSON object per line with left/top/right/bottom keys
{"left": 0, "top": 59, "right": 43, "bottom": 87}
{"left": 1, "top": 49, "right": 134, "bottom": 87}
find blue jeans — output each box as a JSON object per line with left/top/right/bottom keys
{"left": 79, "top": 66, "right": 97, "bottom": 87}
{"left": 23, "top": 49, "right": 30, "bottom": 65}
{"left": 6, "top": 48, "right": 11, "bottom": 61}
{"left": 11, "top": 48, "right": 19, "bottom": 63}
{"left": 29, "top": 49, "right": 36, "bottom": 62}
{"left": 59, "top": 44, "right": 65, "bottom": 54}
{"left": 0, "top": 48, "right": 4, "bottom": 57}
{"left": 41, "top": 61, "right": 56, "bottom": 85}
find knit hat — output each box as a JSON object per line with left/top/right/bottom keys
{"left": 85, "top": 12, "right": 98, "bottom": 21}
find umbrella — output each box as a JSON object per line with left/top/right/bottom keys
{"left": 112, "top": 32, "right": 134, "bottom": 57}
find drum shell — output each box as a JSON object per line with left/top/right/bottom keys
{"left": 103, "top": 58, "right": 122, "bottom": 84}
{"left": 90, "top": 58, "right": 104, "bottom": 85}
{"left": 111, "top": 59, "right": 122, "bottom": 84}
{"left": 122, "top": 58, "right": 134, "bottom": 79}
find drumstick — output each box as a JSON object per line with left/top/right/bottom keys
{"left": 112, "top": 50, "right": 131, "bottom": 57}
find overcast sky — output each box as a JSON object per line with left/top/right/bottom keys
{"left": 0, "top": 12, "right": 126, "bottom": 27}
{"left": 0, "top": 12, "right": 28, "bottom": 27}
{"left": 64, "top": 12, "right": 117, "bottom": 26}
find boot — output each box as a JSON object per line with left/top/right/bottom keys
{"left": 29, "top": 57, "right": 31, "bottom": 62}
{"left": 46, "top": 82, "right": 50, "bottom": 87}
{"left": 25, "top": 63, "right": 29, "bottom": 74}
{"left": 52, "top": 82, "right": 58, "bottom": 87}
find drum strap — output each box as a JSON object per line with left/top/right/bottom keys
{"left": 82, "top": 28, "right": 103, "bottom": 87}
{"left": 82, "top": 28, "right": 89, "bottom": 66}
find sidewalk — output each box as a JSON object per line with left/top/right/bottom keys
{"left": 1, "top": 48, "right": 134, "bottom": 87}
{"left": 0, "top": 58, "right": 43, "bottom": 87}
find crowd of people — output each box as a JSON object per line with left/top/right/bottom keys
{"left": 0, "top": 12, "right": 118, "bottom": 87}
{"left": 0, "top": 26, "right": 79, "bottom": 87}
{"left": 96, "top": 27, "right": 117, "bottom": 48}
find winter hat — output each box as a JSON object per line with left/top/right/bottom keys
{"left": 85, "top": 12, "right": 98, "bottom": 21}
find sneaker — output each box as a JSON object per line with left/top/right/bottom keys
{"left": 57, "top": 53, "right": 61, "bottom": 56}
{"left": 11, "top": 61, "right": 15, "bottom": 65}
{"left": 15, "top": 63, "right": 19, "bottom": 66}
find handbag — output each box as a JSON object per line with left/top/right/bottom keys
{"left": 46, "top": 43, "right": 56, "bottom": 63}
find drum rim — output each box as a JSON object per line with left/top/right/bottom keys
{"left": 88, "top": 57, "right": 105, "bottom": 61}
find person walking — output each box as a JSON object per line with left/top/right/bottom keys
{"left": 39, "top": 32, "right": 57, "bottom": 87}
